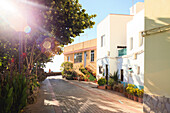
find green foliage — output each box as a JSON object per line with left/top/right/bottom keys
{"left": 0, "top": 35, "right": 19, "bottom": 72}
{"left": 60, "top": 62, "right": 73, "bottom": 76}
{"left": 79, "top": 66, "right": 95, "bottom": 81}
{"left": 27, "top": 74, "right": 40, "bottom": 104}
{"left": 88, "top": 74, "right": 95, "bottom": 81}
{"left": 0, "top": 72, "right": 27, "bottom": 113}
{"left": 126, "top": 84, "right": 135, "bottom": 94}
{"left": 108, "top": 78, "right": 114, "bottom": 86}
{"left": 37, "top": 68, "right": 47, "bottom": 82}
{"left": 28, "top": 0, "right": 96, "bottom": 45}
{"left": 110, "top": 71, "right": 119, "bottom": 83}
{"left": 0, "top": 0, "right": 96, "bottom": 73}
{"left": 98, "top": 78, "right": 106, "bottom": 86}
{"left": 117, "top": 83, "right": 123, "bottom": 90}
{"left": 137, "top": 89, "right": 144, "bottom": 97}
{"left": 12, "top": 73, "right": 27, "bottom": 112}
{"left": 72, "top": 71, "right": 78, "bottom": 77}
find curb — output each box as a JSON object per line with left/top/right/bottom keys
{"left": 46, "top": 79, "right": 63, "bottom": 113}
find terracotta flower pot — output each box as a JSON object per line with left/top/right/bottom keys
{"left": 124, "top": 92, "right": 126, "bottom": 96}
{"left": 128, "top": 94, "right": 131, "bottom": 99}
{"left": 133, "top": 96, "right": 138, "bottom": 101}
{"left": 80, "top": 78, "right": 84, "bottom": 81}
{"left": 94, "top": 80, "right": 97, "bottom": 83}
{"left": 115, "top": 87, "right": 119, "bottom": 92}
{"left": 138, "top": 97, "right": 143, "bottom": 103}
{"left": 107, "top": 85, "right": 112, "bottom": 90}
{"left": 98, "top": 85, "right": 106, "bottom": 89}
{"left": 119, "top": 89, "right": 123, "bottom": 93}
{"left": 124, "top": 92, "right": 128, "bottom": 97}
{"left": 85, "top": 79, "right": 88, "bottom": 81}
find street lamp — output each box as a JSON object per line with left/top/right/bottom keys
{"left": 0, "top": 0, "right": 31, "bottom": 72}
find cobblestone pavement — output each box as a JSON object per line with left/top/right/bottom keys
{"left": 47, "top": 76, "right": 143, "bottom": 113}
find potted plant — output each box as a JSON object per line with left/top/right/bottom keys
{"left": 137, "top": 89, "right": 144, "bottom": 103}
{"left": 124, "top": 84, "right": 128, "bottom": 97}
{"left": 110, "top": 71, "right": 119, "bottom": 84}
{"left": 133, "top": 88, "right": 139, "bottom": 101}
{"left": 94, "top": 78, "right": 97, "bottom": 83}
{"left": 113, "top": 84, "right": 119, "bottom": 92}
{"left": 107, "top": 78, "right": 114, "bottom": 90}
{"left": 118, "top": 83, "right": 124, "bottom": 93}
{"left": 80, "top": 76, "right": 84, "bottom": 81}
{"left": 129, "top": 87, "right": 134, "bottom": 99}
{"left": 97, "top": 78, "right": 106, "bottom": 89}
{"left": 126, "top": 87, "right": 131, "bottom": 99}
{"left": 93, "top": 72, "right": 96, "bottom": 76}
{"left": 84, "top": 76, "right": 88, "bottom": 81}
{"left": 126, "top": 84, "right": 135, "bottom": 99}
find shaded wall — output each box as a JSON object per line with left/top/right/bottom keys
{"left": 144, "top": 0, "right": 170, "bottom": 112}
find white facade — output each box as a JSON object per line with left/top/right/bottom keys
{"left": 118, "top": 2, "right": 144, "bottom": 88}
{"left": 97, "top": 14, "right": 133, "bottom": 80}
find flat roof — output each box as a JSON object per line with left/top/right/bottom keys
{"left": 109, "top": 13, "right": 133, "bottom": 16}
{"left": 97, "top": 14, "right": 133, "bottom": 25}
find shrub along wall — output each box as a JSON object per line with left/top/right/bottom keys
{"left": 0, "top": 72, "right": 27, "bottom": 113}
{"left": 0, "top": 71, "right": 40, "bottom": 113}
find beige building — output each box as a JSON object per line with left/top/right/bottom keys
{"left": 144, "top": 0, "right": 170, "bottom": 112}
{"left": 64, "top": 39, "right": 97, "bottom": 73}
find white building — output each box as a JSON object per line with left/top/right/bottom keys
{"left": 117, "top": 2, "right": 144, "bottom": 89}
{"left": 97, "top": 14, "right": 133, "bottom": 81}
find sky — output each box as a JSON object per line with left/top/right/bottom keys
{"left": 44, "top": 0, "right": 144, "bottom": 72}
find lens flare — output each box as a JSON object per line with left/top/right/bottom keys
{"left": 24, "top": 26, "right": 31, "bottom": 33}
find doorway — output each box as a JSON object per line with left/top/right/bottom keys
{"left": 106, "top": 64, "right": 108, "bottom": 84}
{"left": 121, "top": 69, "right": 124, "bottom": 81}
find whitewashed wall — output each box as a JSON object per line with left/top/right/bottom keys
{"left": 118, "top": 9, "right": 144, "bottom": 87}
{"left": 109, "top": 15, "right": 132, "bottom": 74}
{"left": 97, "top": 14, "right": 132, "bottom": 80}
{"left": 97, "top": 15, "right": 110, "bottom": 79}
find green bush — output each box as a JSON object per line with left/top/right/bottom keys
{"left": 37, "top": 68, "right": 47, "bottom": 82}
{"left": 60, "top": 62, "right": 73, "bottom": 76}
{"left": 27, "top": 74, "right": 40, "bottom": 104}
{"left": 98, "top": 78, "right": 106, "bottom": 86}
{"left": 110, "top": 71, "right": 119, "bottom": 83}
{"left": 0, "top": 72, "right": 27, "bottom": 113}
{"left": 65, "top": 74, "right": 73, "bottom": 80}
{"left": 72, "top": 71, "right": 78, "bottom": 77}
{"left": 108, "top": 78, "right": 114, "bottom": 86}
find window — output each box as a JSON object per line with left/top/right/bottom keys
{"left": 101, "top": 35, "right": 105, "bottom": 47}
{"left": 74, "top": 53, "right": 82, "bottom": 63}
{"left": 118, "top": 48, "right": 127, "bottom": 56}
{"left": 91, "top": 50, "right": 94, "bottom": 62}
{"left": 130, "top": 37, "right": 133, "bottom": 50}
{"left": 67, "top": 56, "right": 70, "bottom": 62}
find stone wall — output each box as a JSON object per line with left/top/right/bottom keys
{"left": 143, "top": 94, "right": 170, "bottom": 113}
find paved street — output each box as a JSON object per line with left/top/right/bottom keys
{"left": 24, "top": 76, "right": 143, "bottom": 113}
